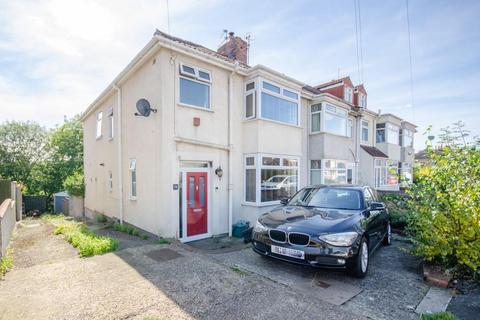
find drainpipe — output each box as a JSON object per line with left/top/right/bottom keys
{"left": 227, "top": 62, "right": 239, "bottom": 237}
{"left": 355, "top": 111, "right": 362, "bottom": 184}
{"left": 113, "top": 84, "right": 124, "bottom": 224}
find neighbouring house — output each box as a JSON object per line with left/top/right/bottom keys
{"left": 80, "top": 30, "right": 416, "bottom": 241}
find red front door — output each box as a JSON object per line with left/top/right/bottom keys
{"left": 186, "top": 172, "right": 208, "bottom": 237}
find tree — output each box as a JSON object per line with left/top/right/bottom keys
{"left": 0, "top": 121, "right": 49, "bottom": 187}
{"left": 408, "top": 124, "right": 480, "bottom": 273}
{"left": 28, "top": 116, "right": 83, "bottom": 198}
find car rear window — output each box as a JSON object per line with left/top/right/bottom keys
{"left": 289, "top": 187, "right": 362, "bottom": 210}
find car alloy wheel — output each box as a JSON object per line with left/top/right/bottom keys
{"left": 383, "top": 222, "right": 392, "bottom": 246}
{"left": 360, "top": 241, "right": 369, "bottom": 273}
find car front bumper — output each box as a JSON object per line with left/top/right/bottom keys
{"left": 252, "top": 230, "right": 361, "bottom": 269}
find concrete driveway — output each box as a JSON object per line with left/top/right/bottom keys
{"left": 0, "top": 218, "right": 429, "bottom": 320}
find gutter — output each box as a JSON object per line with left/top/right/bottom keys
{"left": 227, "top": 62, "right": 240, "bottom": 237}
{"left": 113, "top": 84, "right": 124, "bottom": 224}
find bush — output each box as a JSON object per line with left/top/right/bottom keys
{"left": 0, "top": 247, "right": 13, "bottom": 276}
{"left": 113, "top": 222, "right": 140, "bottom": 237}
{"left": 63, "top": 171, "right": 84, "bottom": 197}
{"left": 43, "top": 214, "right": 118, "bottom": 257}
{"left": 407, "top": 144, "right": 480, "bottom": 272}
{"left": 380, "top": 193, "right": 412, "bottom": 230}
{"left": 95, "top": 213, "right": 108, "bottom": 223}
{"left": 420, "top": 312, "right": 457, "bottom": 320}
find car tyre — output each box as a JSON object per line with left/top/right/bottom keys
{"left": 382, "top": 221, "right": 392, "bottom": 246}
{"left": 347, "top": 237, "right": 369, "bottom": 278}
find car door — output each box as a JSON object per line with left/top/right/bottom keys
{"left": 370, "top": 187, "right": 389, "bottom": 240}
{"left": 363, "top": 188, "right": 382, "bottom": 248}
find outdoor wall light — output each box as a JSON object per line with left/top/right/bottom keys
{"left": 215, "top": 166, "right": 223, "bottom": 178}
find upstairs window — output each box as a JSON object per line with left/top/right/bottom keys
{"left": 376, "top": 123, "right": 385, "bottom": 143}
{"left": 324, "top": 103, "right": 348, "bottom": 136}
{"left": 344, "top": 87, "right": 353, "bottom": 103}
{"left": 311, "top": 104, "right": 321, "bottom": 133}
{"left": 347, "top": 119, "right": 353, "bottom": 138}
{"left": 107, "top": 108, "right": 114, "bottom": 139}
{"left": 96, "top": 112, "right": 103, "bottom": 139}
{"left": 260, "top": 81, "right": 299, "bottom": 125}
{"left": 387, "top": 123, "right": 400, "bottom": 144}
{"left": 359, "top": 94, "right": 366, "bottom": 108}
{"left": 401, "top": 129, "right": 414, "bottom": 147}
{"left": 179, "top": 63, "right": 211, "bottom": 109}
{"left": 245, "top": 81, "right": 256, "bottom": 119}
{"left": 376, "top": 123, "right": 400, "bottom": 145}
{"left": 361, "top": 120, "right": 369, "bottom": 142}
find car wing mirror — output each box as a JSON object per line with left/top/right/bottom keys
{"left": 280, "top": 198, "right": 289, "bottom": 205}
{"left": 370, "top": 202, "right": 386, "bottom": 210}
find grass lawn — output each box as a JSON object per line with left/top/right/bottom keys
{"left": 420, "top": 312, "right": 458, "bottom": 320}
{"left": 42, "top": 214, "right": 118, "bottom": 257}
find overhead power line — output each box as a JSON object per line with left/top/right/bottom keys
{"left": 405, "top": 0, "right": 416, "bottom": 121}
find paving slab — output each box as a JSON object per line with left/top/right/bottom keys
{"left": 415, "top": 287, "right": 453, "bottom": 314}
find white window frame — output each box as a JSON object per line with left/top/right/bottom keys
{"left": 387, "top": 123, "right": 400, "bottom": 145}
{"left": 129, "top": 159, "right": 137, "bottom": 200}
{"left": 310, "top": 103, "right": 322, "bottom": 133}
{"left": 361, "top": 120, "right": 369, "bottom": 142}
{"left": 108, "top": 171, "right": 113, "bottom": 193}
{"left": 323, "top": 103, "right": 349, "bottom": 137}
{"left": 347, "top": 118, "right": 353, "bottom": 138}
{"left": 309, "top": 159, "right": 355, "bottom": 185}
{"left": 178, "top": 62, "right": 212, "bottom": 110}
{"left": 359, "top": 94, "right": 366, "bottom": 108}
{"left": 96, "top": 111, "right": 103, "bottom": 139}
{"left": 258, "top": 78, "right": 301, "bottom": 126}
{"left": 244, "top": 80, "right": 256, "bottom": 120}
{"left": 243, "top": 153, "right": 300, "bottom": 206}
{"left": 344, "top": 87, "right": 353, "bottom": 103}
{"left": 107, "top": 107, "right": 114, "bottom": 140}
{"left": 374, "top": 159, "right": 388, "bottom": 188}
{"left": 402, "top": 129, "right": 414, "bottom": 148}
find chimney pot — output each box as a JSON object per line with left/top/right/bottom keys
{"left": 217, "top": 31, "right": 248, "bottom": 64}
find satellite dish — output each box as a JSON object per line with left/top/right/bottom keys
{"left": 135, "top": 98, "right": 157, "bottom": 117}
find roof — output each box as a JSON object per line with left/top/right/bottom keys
{"left": 355, "top": 84, "right": 367, "bottom": 95}
{"left": 154, "top": 30, "right": 250, "bottom": 69}
{"left": 303, "top": 85, "right": 322, "bottom": 94}
{"left": 314, "top": 76, "right": 353, "bottom": 89}
{"left": 360, "top": 145, "right": 388, "bottom": 158}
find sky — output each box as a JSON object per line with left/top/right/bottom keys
{"left": 0, "top": 0, "right": 479, "bottom": 150}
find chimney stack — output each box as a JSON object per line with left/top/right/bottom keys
{"left": 217, "top": 31, "right": 248, "bottom": 64}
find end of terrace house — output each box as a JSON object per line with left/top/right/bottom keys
{"left": 79, "top": 30, "right": 416, "bottom": 242}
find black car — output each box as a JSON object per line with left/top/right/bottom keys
{"left": 251, "top": 185, "right": 391, "bottom": 277}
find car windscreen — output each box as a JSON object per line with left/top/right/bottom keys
{"left": 267, "top": 176, "right": 286, "bottom": 182}
{"left": 288, "top": 187, "right": 362, "bottom": 210}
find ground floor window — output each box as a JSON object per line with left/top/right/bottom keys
{"left": 244, "top": 154, "right": 299, "bottom": 205}
{"left": 309, "top": 159, "right": 355, "bottom": 185}
{"left": 374, "top": 159, "right": 399, "bottom": 188}
{"left": 129, "top": 159, "right": 137, "bottom": 198}
{"left": 401, "top": 162, "right": 413, "bottom": 185}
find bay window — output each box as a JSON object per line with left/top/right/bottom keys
{"left": 311, "top": 104, "right": 321, "bottom": 133}
{"left": 244, "top": 154, "right": 299, "bottom": 205}
{"left": 324, "top": 103, "right": 348, "bottom": 136}
{"left": 261, "top": 81, "right": 299, "bottom": 125}
{"left": 387, "top": 124, "right": 400, "bottom": 144}
{"left": 244, "top": 79, "right": 300, "bottom": 126}
{"left": 347, "top": 119, "right": 353, "bottom": 138}
{"left": 245, "top": 82, "right": 256, "bottom": 119}
{"left": 376, "top": 122, "right": 400, "bottom": 145}
{"left": 310, "top": 159, "right": 355, "bottom": 185}
{"left": 401, "top": 129, "right": 414, "bottom": 147}
{"left": 179, "top": 63, "right": 211, "bottom": 109}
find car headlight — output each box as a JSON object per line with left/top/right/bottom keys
{"left": 319, "top": 232, "right": 358, "bottom": 246}
{"left": 253, "top": 220, "right": 268, "bottom": 233}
